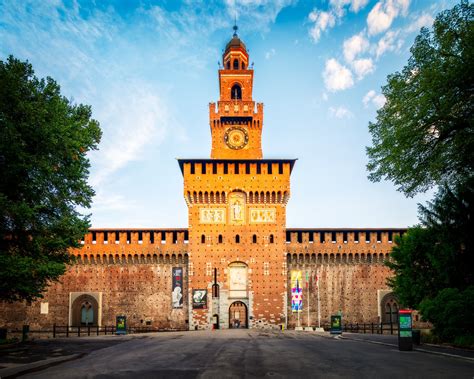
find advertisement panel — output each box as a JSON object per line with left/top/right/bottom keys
{"left": 172, "top": 267, "right": 183, "bottom": 308}
{"left": 192, "top": 289, "right": 207, "bottom": 309}
{"left": 291, "top": 270, "right": 303, "bottom": 312}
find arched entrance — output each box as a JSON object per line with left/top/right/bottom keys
{"left": 381, "top": 293, "right": 399, "bottom": 323}
{"left": 229, "top": 301, "right": 247, "bottom": 328}
{"left": 71, "top": 294, "right": 99, "bottom": 326}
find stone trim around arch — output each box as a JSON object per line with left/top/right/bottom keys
{"left": 69, "top": 292, "right": 102, "bottom": 327}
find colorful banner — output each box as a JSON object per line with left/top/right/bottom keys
{"left": 291, "top": 270, "right": 302, "bottom": 312}
{"left": 172, "top": 267, "right": 183, "bottom": 308}
{"left": 192, "top": 289, "right": 207, "bottom": 309}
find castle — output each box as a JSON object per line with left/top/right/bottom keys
{"left": 1, "top": 28, "right": 404, "bottom": 331}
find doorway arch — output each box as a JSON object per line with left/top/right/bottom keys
{"left": 229, "top": 301, "right": 248, "bottom": 328}
{"left": 71, "top": 294, "right": 99, "bottom": 326}
{"left": 381, "top": 293, "right": 399, "bottom": 323}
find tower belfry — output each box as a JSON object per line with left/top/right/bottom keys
{"left": 209, "top": 26, "right": 263, "bottom": 159}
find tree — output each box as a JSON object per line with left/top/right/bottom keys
{"left": 386, "top": 177, "right": 474, "bottom": 309}
{"left": 0, "top": 56, "right": 101, "bottom": 302}
{"left": 367, "top": 0, "right": 473, "bottom": 197}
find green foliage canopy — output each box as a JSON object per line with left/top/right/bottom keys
{"left": 367, "top": 1, "right": 474, "bottom": 196}
{"left": 0, "top": 56, "right": 101, "bottom": 302}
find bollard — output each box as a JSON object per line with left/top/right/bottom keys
{"left": 22, "top": 325, "right": 29, "bottom": 342}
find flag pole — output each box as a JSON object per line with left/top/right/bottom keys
{"left": 317, "top": 271, "right": 321, "bottom": 329}
{"left": 307, "top": 270, "right": 310, "bottom": 328}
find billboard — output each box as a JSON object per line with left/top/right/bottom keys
{"left": 192, "top": 289, "right": 207, "bottom": 309}
{"left": 172, "top": 267, "right": 183, "bottom": 308}
{"left": 291, "top": 270, "right": 303, "bottom": 312}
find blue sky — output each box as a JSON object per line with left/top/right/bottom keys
{"left": 0, "top": 0, "right": 458, "bottom": 228}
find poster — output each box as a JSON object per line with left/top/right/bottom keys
{"left": 291, "top": 270, "right": 302, "bottom": 312}
{"left": 172, "top": 267, "right": 183, "bottom": 308}
{"left": 192, "top": 289, "right": 207, "bottom": 309}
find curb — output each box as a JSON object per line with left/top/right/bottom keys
{"left": 340, "top": 336, "right": 474, "bottom": 362}
{"left": 0, "top": 353, "right": 85, "bottom": 378}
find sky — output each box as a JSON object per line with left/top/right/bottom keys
{"left": 0, "top": 0, "right": 459, "bottom": 228}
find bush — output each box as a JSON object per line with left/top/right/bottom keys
{"left": 419, "top": 286, "right": 474, "bottom": 342}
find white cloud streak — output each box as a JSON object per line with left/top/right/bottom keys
{"left": 363, "top": 90, "right": 386, "bottom": 108}
{"left": 367, "top": 0, "right": 410, "bottom": 36}
{"left": 329, "top": 106, "right": 353, "bottom": 119}
{"left": 323, "top": 58, "right": 354, "bottom": 92}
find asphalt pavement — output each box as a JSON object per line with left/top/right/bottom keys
{"left": 0, "top": 330, "right": 473, "bottom": 378}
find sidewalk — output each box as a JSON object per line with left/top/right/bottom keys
{"left": 340, "top": 332, "right": 474, "bottom": 361}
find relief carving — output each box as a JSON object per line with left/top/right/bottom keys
{"left": 199, "top": 208, "right": 226, "bottom": 224}
{"left": 250, "top": 208, "right": 276, "bottom": 224}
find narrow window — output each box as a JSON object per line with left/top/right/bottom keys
{"left": 201, "top": 234, "right": 206, "bottom": 244}
{"left": 218, "top": 235, "right": 223, "bottom": 243}
{"left": 252, "top": 234, "right": 257, "bottom": 243}
{"left": 231, "top": 84, "right": 242, "bottom": 100}
{"left": 226, "top": 61, "right": 230, "bottom": 69}
{"left": 233, "top": 59, "right": 239, "bottom": 69}
{"left": 269, "top": 234, "right": 274, "bottom": 244}
{"left": 235, "top": 235, "right": 240, "bottom": 243}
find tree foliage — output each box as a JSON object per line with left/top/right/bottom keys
{"left": 0, "top": 56, "right": 101, "bottom": 302}
{"left": 419, "top": 286, "right": 474, "bottom": 342}
{"left": 386, "top": 178, "right": 474, "bottom": 342}
{"left": 367, "top": 0, "right": 474, "bottom": 196}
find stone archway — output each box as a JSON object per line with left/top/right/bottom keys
{"left": 229, "top": 301, "right": 248, "bottom": 328}
{"left": 71, "top": 294, "right": 99, "bottom": 326}
{"left": 381, "top": 293, "right": 399, "bottom": 324}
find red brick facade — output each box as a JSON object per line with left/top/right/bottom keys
{"left": 0, "top": 32, "right": 405, "bottom": 331}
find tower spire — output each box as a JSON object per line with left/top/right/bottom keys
{"left": 233, "top": 17, "right": 238, "bottom": 37}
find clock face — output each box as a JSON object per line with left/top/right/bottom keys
{"left": 224, "top": 126, "right": 249, "bottom": 150}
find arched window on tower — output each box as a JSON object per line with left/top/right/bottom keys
{"left": 226, "top": 61, "right": 230, "bottom": 69}
{"left": 252, "top": 234, "right": 257, "bottom": 243}
{"left": 242, "top": 62, "right": 246, "bottom": 69}
{"left": 233, "top": 59, "right": 239, "bottom": 69}
{"left": 201, "top": 234, "right": 206, "bottom": 244}
{"left": 231, "top": 84, "right": 242, "bottom": 100}
{"left": 235, "top": 235, "right": 240, "bottom": 243}
{"left": 218, "top": 235, "right": 223, "bottom": 244}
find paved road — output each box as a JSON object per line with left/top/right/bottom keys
{"left": 21, "top": 330, "right": 474, "bottom": 378}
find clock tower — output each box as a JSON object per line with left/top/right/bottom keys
{"left": 179, "top": 26, "right": 296, "bottom": 330}
{"left": 210, "top": 25, "right": 263, "bottom": 159}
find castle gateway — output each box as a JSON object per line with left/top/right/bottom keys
{"left": 0, "top": 29, "right": 404, "bottom": 331}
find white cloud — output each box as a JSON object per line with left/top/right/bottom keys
{"left": 308, "top": 0, "right": 369, "bottom": 43}
{"left": 352, "top": 58, "right": 375, "bottom": 79}
{"left": 265, "top": 48, "right": 276, "bottom": 59}
{"left": 367, "top": 0, "right": 410, "bottom": 36}
{"left": 308, "top": 10, "right": 336, "bottom": 43}
{"left": 406, "top": 13, "right": 434, "bottom": 33}
{"left": 363, "top": 90, "right": 386, "bottom": 108}
{"left": 343, "top": 33, "right": 370, "bottom": 62}
{"left": 323, "top": 58, "right": 354, "bottom": 92}
{"left": 329, "top": 106, "right": 353, "bottom": 119}
{"left": 329, "top": 0, "right": 369, "bottom": 14}
{"left": 375, "top": 30, "right": 403, "bottom": 58}
{"left": 322, "top": 92, "right": 329, "bottom": 101}
{"left": 90, "top": 82, "right": 169, "bottom": 187}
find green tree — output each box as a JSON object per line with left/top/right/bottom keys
{"left": 386, "top": 178, "right": 474, "bottom": 309}
{"left": 367, "top": 0, "right": 473, "bottom": 197}
{"left": 0, "top": 56, "right": 101, "bottom": 302}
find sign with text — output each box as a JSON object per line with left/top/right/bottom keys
{"left": 398, "top": 309, "right": 413, "bottom": 351}
{"left": 116, "top": 315, "right": 127, "bottom": 335}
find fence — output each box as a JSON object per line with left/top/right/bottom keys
{"left": 319, "top": 322, "right": 398, "bottom": 335}
{"left": 4, "top": 325, "right": 185, "bottom": 340}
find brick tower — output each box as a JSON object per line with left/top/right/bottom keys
{"left": 179, "top": 25, "right": 296, "bottom": 330}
